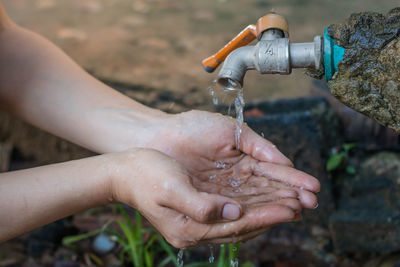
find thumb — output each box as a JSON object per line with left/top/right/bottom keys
{"left": 161, "top": 184, "right": 242, "bottom": 223}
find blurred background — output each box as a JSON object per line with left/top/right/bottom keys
{"left": 1, "top": 0, "right": 400, "bottom": 266}
{"left": 2, "top": 0, "right": 398, "bottom": 102}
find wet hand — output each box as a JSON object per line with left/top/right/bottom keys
{"left": 107, "top": 148, "right": 304, "bottom": 248}
{"left": 152, "top": 110, "right": 320, "bottom": 209}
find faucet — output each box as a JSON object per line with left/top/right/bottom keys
{"left": 202, "top": 13, "right": 345, "bottom": 88}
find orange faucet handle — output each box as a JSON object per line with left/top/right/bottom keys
{"left": 256, "top": 13, "right": 289, "bottom": 39}
{"left": 202, "top": 25, "right": 257, "bottom": 73}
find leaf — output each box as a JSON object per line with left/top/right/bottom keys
{"left": 62, "top": 229, "right": 102, "bottom": 248}
{"left": 157, "top": 236, "right": 178, "bottom": 266}
{"left": 343, "top": 143, "right": 357, "bottom": 152}
{"left": 217, "top": 244, "right": 226, "bottom": 267}
{"left": 326, "top": 153, "right": 345, "bottom": 171}
{"left": 346, "top": 165, "right": 356, "bottom": 175}
{"left": 158, "top": 256, "right": 172, "bottom": 267}
{"left": 242, "top": 262, "right": 256, "bottom": 267}
{"left": 116, "top": 220, "right": 140, "bottom": 267}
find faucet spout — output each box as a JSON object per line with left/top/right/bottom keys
{"left": 217, "top": 46, "right": 255, "bottom": 89}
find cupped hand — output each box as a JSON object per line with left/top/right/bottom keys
{"left": 151, "top": 110, "right": 320, "bottom": 209}
{"left": 108, "top": 148, "right": 304, "bottom": 248}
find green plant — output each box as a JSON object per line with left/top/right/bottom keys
{"left": 326, "top": 143, "right": 357, "bottom": 174}
{"left": 63, "top": 205, "right": 256, "bottom": 267}
{"left": 63, "top": 204, "right": 179, "bottom": 267}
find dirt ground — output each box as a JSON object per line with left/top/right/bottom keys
{"left": 2, "top": 0, "right": 399, "bottom": 105}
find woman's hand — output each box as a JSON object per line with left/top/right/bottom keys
{"left": 109, "top": 148, "right": 304, "bottom": 248}
{"left": 150, "top": 110, "right": 320, "bottom": 210}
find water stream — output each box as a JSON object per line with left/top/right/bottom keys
{"left": 177, "top": 249, "right": 184, "bottom": 267}
{"left": 208, "top": 244, "right": 215, "bottom": 263}
{"left": 176, "top": 79, "right": 243, "bottom": 267}
{"left": 209, "top": 78, "right": 243, "bottom": 267}
{"left": 209, "top": 79, "right": 245, "bottom": 150}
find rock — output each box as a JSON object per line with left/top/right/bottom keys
{"left": 311, "top": 79, "right": 400, "bottom": 151}
{"left": 330, "top": 152, "right": 400, "bottom": 253}
{"left": 327, "top": 8, "right": 400, "bottom": 133}
{"left": 92, "top": 234, "right": 116, "bottom": 255}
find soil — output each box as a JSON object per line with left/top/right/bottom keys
{"left": 327, "top": 8, "right": 400, "bottom": 133}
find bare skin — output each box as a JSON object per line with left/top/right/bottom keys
{"left": 0, "top": 3, "right": 320, "bottom": 247}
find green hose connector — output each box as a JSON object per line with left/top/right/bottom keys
{"left": 324, "top": 28, "right": 345, "bottom": 81}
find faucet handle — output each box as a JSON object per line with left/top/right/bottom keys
{"left": 202, "top": 25, "right": 257, "bottom": 73}
{"left": 256, "top": 13, "right": 289, "bottom": 39}
{"left": 202, "top": 13, "right": 290, "bottom": 73}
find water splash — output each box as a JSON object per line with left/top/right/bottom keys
{"left": 230, "top": 258, "right": 239, "bottom": 267}
{"left": 215, "top": 161, "right": 228, "bottom": 169}
{"left": 229, "top": 177, "right": 239, "bottom": 188}
{"left": 209, "top": 86, "right": 219, "bottom": 105}
{"left": 177, "top": 249, "right": 184, "bottom": 267}
{"left": 208, "top": 244, "right": 215, "bottom": 263}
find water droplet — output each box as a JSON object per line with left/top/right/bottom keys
{"left": 209, "top": 175, "right": 216, "bottom": 180}
{"left": 215, "top": 161, "right": 228, "bottom": 169}
{"left": 300, "top": 186, "right": 304, "bottom": 190}
{"left": 208, "top": 244, "right": 214, "bottom": 263}
{"left": 177, "top": 249, "right": 184, "bottom": 267}
{"left": 229, "top": 177, "right": 239, "bottom": 187}
{"left": 212, "top": 97, "right": 219, "bottom": 105}
{"left": 230, "top": 258, "right": 239, "bottom": 267}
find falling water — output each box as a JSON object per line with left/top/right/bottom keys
{"left": 177, "top": 249, "right": 184, "bottom": 267}
{"left": 234, "top": 89, "right": 244, "bottom": 150}
{"left": 208, "top": 244, "right": 215, "bottom": 263}
{"left": 208, "top": 79, "right": 243, "bottom": 266}
{"left": 230, "top": 258, "right": 239, "bottom": 267}
{"left": 209, "top": 78, "right": 245, "bottom": 150}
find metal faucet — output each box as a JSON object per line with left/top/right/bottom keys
{"left": 202, "top": 13, "right": 323, "bottom": 88}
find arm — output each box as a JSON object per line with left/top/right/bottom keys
{"left": 0, "top": 5, "right": 290, "bottom": 166}
{"left": 0, "top": 151, "right": 112, "bottom": 242}
{"left": 0, "top": 7, "right": 165, "bottom": 154}
{"left": 0, "top": 148, "right": 302, "bottom": 247}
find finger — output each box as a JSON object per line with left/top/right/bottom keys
{"left": 200, "top": 227, "right": 271, "bottom": 245}
{"left": 203, "top": 212, "right": 303, "bottom": 245}
{"left": 295, "top": 188, "right": 319, "bottom": 209}
{"left": 191, "top": 204, "right": 296, "bottom": 240}
{"left": 159, "top": 182, "right": 242, "bottom": 223}
{"left": 240, "top": 125, "right": 293, "bottom": 167}
{"left": 232, "top": 189, "right": 299, "bottom": 205}
{"left": 254, "top": 162, "right": 321, "bottom": 192}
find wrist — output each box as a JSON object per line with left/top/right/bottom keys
{"left": 103, "top": 148, "right": 144, "bottom": 206}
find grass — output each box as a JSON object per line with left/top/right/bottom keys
{"left": 63, "top": 204, "right": 256, "bottom": 266}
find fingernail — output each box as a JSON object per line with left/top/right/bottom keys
{"left": 313, "top": 203, "right": 319, "bottom": 209}
{"left": 222, "top": 203, "right": 241, "bottom": 220}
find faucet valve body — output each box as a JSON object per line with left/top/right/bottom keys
{"left": 202, "top": 13, "right": 324, "bottom": 87}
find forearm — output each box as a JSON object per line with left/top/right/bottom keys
{"left": 0, "top": 154, "right": 115, "bottom": 242}
{"left": 0, "top": 20, "right": 167, "bottom": 153}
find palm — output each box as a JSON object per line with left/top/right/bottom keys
{"left": 155, "top": 110, "right": 319, "bottom": 209}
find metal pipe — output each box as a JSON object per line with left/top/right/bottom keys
{"left": 217, "top": 46, "right": 255, "bottom": 88}
{"left": 290, "top": 42, "right": 316, "bottom": 68}
{"left": 216, "top": 31, "right": 322, "bottom": 88}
